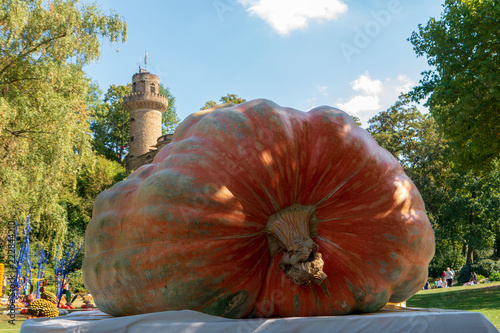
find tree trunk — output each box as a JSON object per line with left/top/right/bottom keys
{"left": 466, "top": 246, "right": 474, "bottom": 264}
{"left": 466, "top": 190, "right": 476, "bottom": 264}
{"left": 495, "top": 233, "right": 500, "bottom": 258}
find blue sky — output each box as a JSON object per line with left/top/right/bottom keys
{"left": 84, "top": 0, "right": 445, "bottom": 127}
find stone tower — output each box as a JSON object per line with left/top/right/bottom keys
{"left": 123, "top": 69, "right": 169, "bottom": 171}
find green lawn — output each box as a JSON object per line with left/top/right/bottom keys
{"left": 0, "top": 297, "right": 86, "bottom": 332}
{"left": 406, "top": 282, "right": 500, "bottom": 330}
{"left": 0, "top": 315, "right": 26, "bottom": 332}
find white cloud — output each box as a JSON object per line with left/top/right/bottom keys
{"left": 352, "top": 74, "right": 383, "bottom": 95}
{"left": 337, "top": 95, "right": 380, "bottom": 114}
{"left": 336, "top": 72, "right": 420, "bottom": 126}
{"left": 395, "top": 74, "right": 414, "bottom": 94}
{"left": 337, "top": 73, "right": 382, "bottom": 114}
{"left": 238, "top": 0, "right": 348, "bottom": 35}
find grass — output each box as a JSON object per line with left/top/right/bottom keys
{"left": 406, "top": 282, "right": 500, "bottom": 330}
{"left": 2, "top": 284, "right": 499, "bottom": 332}
{"left": 0, "top": 314, "right": 26, "bottom": 332}
{"left": 0, "top": 297, "right": 87, "bottom": 333}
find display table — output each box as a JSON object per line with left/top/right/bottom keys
{"left": 20, "top": 307, "right": 498, "bottom": 333}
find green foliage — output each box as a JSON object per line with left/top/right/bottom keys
{"left": 476, "top": 274, "right": 486, "bottom": 281}
{"left": 201, "top": 94, "right": 246, "bottom": 110}
{"left": 67, "top": 269, "right": 85, "bottom": 292}
{"left": 44, "top": 264, "right": 55, "bottom": 286}
{"left": 220, "top": 94, "right": 246, "bottom": 105}
{"left": 61, "top": 155, "right": 126, "bottom": 268}
{"left": 428, "top": 239, "right": 465, "bottom": 278}
{"left": 90, "top": 84, "right": 132, "bottom": 162}
{"left": 441, "top": 170, "right": 500, "bottom": 263}
{"left": 350, "top": 115, "right": 362, "bottom": 126}
{"left": 201, "top": 100, "right": 217, "bottom": 110}
{"left": 473, "top": 259, "right": 500, "bottom": 278}
{"left": 0, "top": 0, "right": 127, "bottom": 252}
{"left": 457, "top": 264, "right": 472, "bottom": 284}
{"left": 159, "top": 85, "right": 180, "bottom": 134}
{"left": 409, "top": 0, "right": 500, "bottom": 172}
{"left": 46, "top": 284, "right": 56, "bottom": 294}
{"left": 489, "top": 271, "right": 500, "bottom": 282}
{"left": 458, "top": 259, "right": 500, "bottom": 284}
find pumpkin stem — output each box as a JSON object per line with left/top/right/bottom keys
{"left": 265, "top": 204, "right": 327, "bottom": 285}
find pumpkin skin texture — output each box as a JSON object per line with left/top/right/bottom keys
{"left": 83, "top": 99, "right": 435, "bottom": 318}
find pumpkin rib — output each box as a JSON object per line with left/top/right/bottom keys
{"left": 316, "top": 236, "right": 393, "bottom": 313}
{"left": 87, "top": 236, "right": 270, "bottom": 317}
{"left": 193, "top": 102, "right": 297, "bottom": 211}
{"left": 316, "top": 209, "right": 433, "bottom": 304}
{"left": 316, "top": 213, "right": 376, "bottom": 223}
{"left": 314, "top": 155, "right": 371, "bottom": 207}
{"left": 192, "top": 243, "right": 270, "bottom": 316}
{"left": 155, "top": 135, "right": 282, "bottom": 219}
{"left": 315, "top": 173, "right": 415, "bottom": 223}
{"left": 84, "top": 231, "right": 268, "bottom": 256}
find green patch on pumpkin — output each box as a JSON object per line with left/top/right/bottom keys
{"left": 201, "top": 290, "right": 251, "bottom": 319}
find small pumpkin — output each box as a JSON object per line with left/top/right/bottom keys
{"left": 83, "top": 99, "right": 434, "bottom": 318}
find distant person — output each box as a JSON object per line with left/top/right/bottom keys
{"left": 470, "top": 272, "right": 478, "bottom": 284}
{"left": 436, "top": 278, "right": 443, "bottom": 288}
{"left": 423, "top": 281, "right": 431, "bottom": 290}
{"left": 445, "top": 267, "right": 454, "bottom": 287}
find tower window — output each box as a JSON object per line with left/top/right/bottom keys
{"left": 130, "top": 136, "right": 134, "bottom": 142}
{"left": 150, "top": 85, "right": 155, "bottom": 93}
{"left": 130, "top": 118, "right": 135, "bottom": 122}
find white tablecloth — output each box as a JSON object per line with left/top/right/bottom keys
{"left": 20, "top": 307, "right": 498, "bottom": 333}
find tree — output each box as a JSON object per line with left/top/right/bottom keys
{"left": 61, "top": 155, "right": 127, "bottom": 268}
{"left": 220, "top": 94, "right": 246, "bottom": 105}
{"left": 159, "top": 85, "right": 180, "bottom": 134}
{"left": 439, "top": 169, "right": 500, "bottom": 264}
{"left": 90, "top": 84, "right": 131, "bottom": 162}
{"left": 0, "top": 0, "right": 127, "bottom": 253}
{"left": 367, "top": 95, "right": 451, "bottom": 180}
{"left": 90, "top": 84, "right": 179, "bottom": 162}
{"left": 408, "top": 0, "right": 500, "bottom": 172}
{"left": 350, "top": 115, "right": 362, "bottom": 126}
{"left": 201, "top": 100, "right": 217, "bottom": 110}
{"left": 201, "top": 94, "right": 246, "bottom": 110}
{"left": 368, "top": 94, "right": 429, "bottom": 167}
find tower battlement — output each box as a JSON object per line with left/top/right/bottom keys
{"left": 123, "top": 92, "right": 168, "bottom": 112}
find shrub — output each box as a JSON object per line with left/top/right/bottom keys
{"left": 489, "top": 271, "right": 500, "bottom": 282}
{"left": 476, "top": 274, "right": 486, "bottom": 281}
{"left": 63, "top": 269, "right": 86, "bottom": 292}
{"left": 472, "top": 259, "right": 500, "bottom": 278}
{"left": 458, "top": 259, "right": 500, "bottom": 284}
{"left": 458, "top": 264, "right": 472, "bottom": 284}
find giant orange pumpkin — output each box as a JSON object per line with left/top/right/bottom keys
{"left": 83, "top": 99, "right": 435, "bottom": 318}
